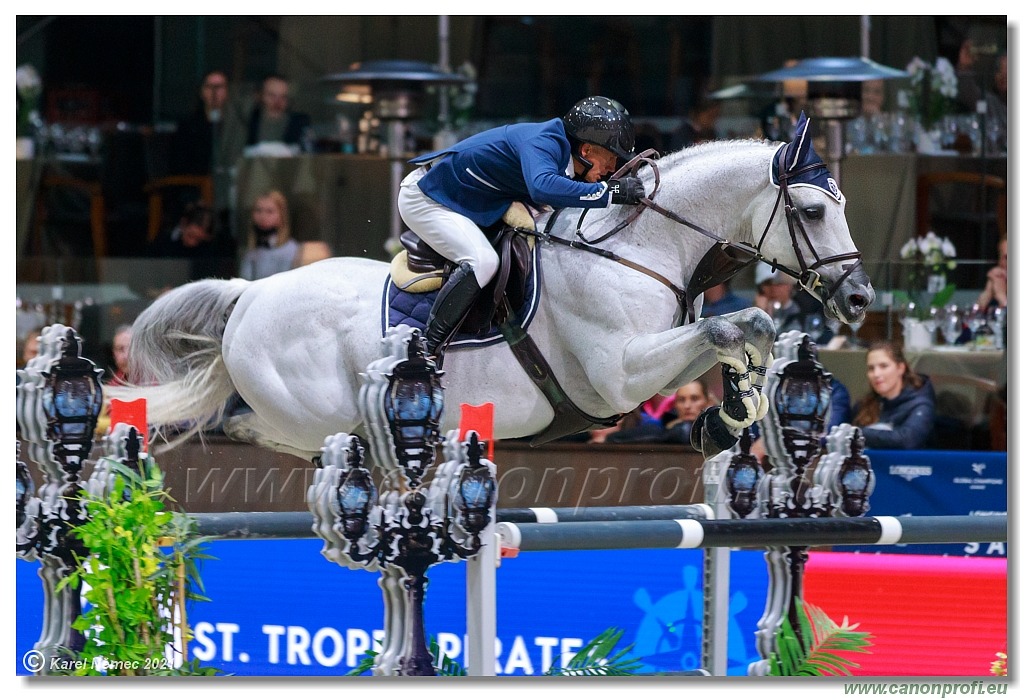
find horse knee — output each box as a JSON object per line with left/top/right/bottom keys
{"left": 701, "top": 316, "right": 745, "bottom": 353}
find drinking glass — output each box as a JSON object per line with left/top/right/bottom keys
{"left": 962, "top": 303, "right": 987, "bottom": 348}
{"left": 846, "top": 319, "right": 864, "bottom": 348}
{"left": 940, "top": 305, "right": 961, "bottom": 345}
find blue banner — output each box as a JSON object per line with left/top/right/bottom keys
{"left": 835, "top": 450, "right": 1007, "bottom": 557}
{"left": 17, "top": 544, "right": 770, "bottom": 677}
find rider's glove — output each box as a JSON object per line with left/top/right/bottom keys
{"left": 608, "top": 177, "right": 646, "bottom": 205}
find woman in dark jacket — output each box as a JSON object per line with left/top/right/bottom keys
{"left": 852, "top": 341, "right": 936, "bottom": 449}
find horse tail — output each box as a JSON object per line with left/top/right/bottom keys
{"left": 108, "top": 278, "right": 251, "bottom": 450}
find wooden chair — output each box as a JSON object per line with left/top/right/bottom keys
{"left": 32, "top": 172, "right": 108, "bottom": 258}
{"left": 144, "top": 175, "right": 214, "bottom": 242}
{"left": 928, "top": 373, "right": 1000, "bottom": 450}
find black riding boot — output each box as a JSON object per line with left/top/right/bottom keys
{"left": 425, "top": 262, "right": 482, "bottom": 360}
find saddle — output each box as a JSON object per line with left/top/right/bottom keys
{"left": 389, "top": 202, "right": 536, "bottom": 334}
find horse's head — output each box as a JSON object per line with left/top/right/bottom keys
{"left": 750, "top": 113, "right": 874, "bottom": 324}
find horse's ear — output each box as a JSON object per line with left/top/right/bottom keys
{"left": 785, "top": 111, "right": 812, "bottom": 171}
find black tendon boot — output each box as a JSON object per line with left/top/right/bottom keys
{"left": 425, "top": 262, "right": 482, "bottom": 363}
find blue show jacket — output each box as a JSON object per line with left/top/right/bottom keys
{"left": 409, "top": 118, "right": 611, "bottom": 226}
{"left": 855, "top": 376, "right": 936, "bottom": 450}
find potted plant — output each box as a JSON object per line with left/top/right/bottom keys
{"left": 895, "top": 231, "right": 957, "bottom": 349}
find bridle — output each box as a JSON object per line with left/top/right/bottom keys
{"left": 537, "top": 144, "right": 864, "bottom": 320}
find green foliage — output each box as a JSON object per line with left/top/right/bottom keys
{"left": 545, "top": 627, "right": 643, "bottom": 677}
{"left": 57, "top": 459, "right": 220, "bottom": 676}
{"left": 893, "top": 284, "right": 956, "bottom": 321}
{"left": 768, "top": 599, "right": 872, "bottom": 676}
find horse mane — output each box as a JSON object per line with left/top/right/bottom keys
{"left": 656, "top": 138, "right": 776, "bottom": 168}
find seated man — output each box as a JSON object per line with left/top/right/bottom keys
{"left": 398, "top": 95, "right": 647, "bottom": 361}
{"left": 246, "top": 74, "right": 312, "bottom": 150}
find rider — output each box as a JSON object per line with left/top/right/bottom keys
{"left": 398, "top": 95, "right": 647, "bottom": 359}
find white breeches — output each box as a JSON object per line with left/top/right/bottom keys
{"left": 398, "top": 166, "right": 499, "bottom": 287}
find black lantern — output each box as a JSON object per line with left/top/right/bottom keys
{"left": 383, "top": 332, "right": 444, "bottom": 487}
{"left": 772, "top": 337, "right": 832, "bottom": 467}
{"left": 335, "top": 436, "right": 378, "bottom": 541}
{"left": 836, "top": 428, "right": 873, "bottom": 517}
{"left": 40, "top": 329, "right": 103, "bottom": 478}
{"left": 725, "top": 430, "right": 765, "bottom": 519}
{"left": 454, "top": 432, "right": 497, "bottom": 535}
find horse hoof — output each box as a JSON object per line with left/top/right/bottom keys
{"left": 691, "top": 407, "right": 740, "bottom": 457}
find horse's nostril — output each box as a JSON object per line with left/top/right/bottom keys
{"left": 849, "top": 293, "right": 868, "bottom": 310}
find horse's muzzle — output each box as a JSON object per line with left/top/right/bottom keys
{"left": 823, "top": 263, "right": 874, "bottom": 325}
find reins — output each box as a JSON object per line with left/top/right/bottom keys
{"left": 526, "top": 143, "right": 863, "bottom": 318}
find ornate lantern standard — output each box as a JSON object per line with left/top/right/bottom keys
{"left": 705, "top": 331, "right": 874, "bottom": 676}
{"left": 16, "top": 325, "right": 104, "bottom": 673}
{"left": 310, "top": 325, "right": 497, "bottom": 676}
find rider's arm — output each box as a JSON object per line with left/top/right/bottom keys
{"left": 518, "top": 135, "right": 611, "bottom": 209}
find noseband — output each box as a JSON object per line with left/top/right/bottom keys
{"left": 754, "top": 142, "right": 864, "bottom": 306}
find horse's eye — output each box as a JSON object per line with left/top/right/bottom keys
{"left": 803, "top": 205, "right": 824, "bottom": 221}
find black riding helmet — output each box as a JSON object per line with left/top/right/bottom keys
{"left": 562, "top": 96, "right": 636, "bottom": 177}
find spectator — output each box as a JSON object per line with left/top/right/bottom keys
{"left": 755, "top": 262, "right": 800, "bottom": 332}
{"left": 976, "top": 237, "right": 1008, "bottom": 310}
{"left": 700, "top": 281, "right": 751, "bottom": 317}
{"left": 587, "top": 408, "right": 645, "bottom": 444}
{"left": 660, "top": 380, "right": 717, "bottom": 445}
{"left": 754, "top": 262, "right": 832, "bottom": 343}
{"left": 149, "top": 202, "right": 236, "bottom": 282}
{"left": 17, "top": 327, "right": 42, "bottom": 368}
{"left": 106, "top": 324, "right": 133, "bottom": 386}
{"left": 955, "top": 42, "right": 1007, "bottom": 151}
{"left": 851, "top": 340, "right": 935, "bottom": 449}
{"left": 860, "top": 79, "right": 885, "bottom": 116}
{"left": 669, "top": 97, "right": 721, "bottom": 151}
{"left": 245, "top": 74, "right": 312, "bottom": 151}
{"left": 239, "top": 191, "right": 332, "bottom": 280}
{"left": 172, "top": 69, "right": 247, "bottom": 230}
{"left": 604, "top": 379, "right": 717, "bottom": 445}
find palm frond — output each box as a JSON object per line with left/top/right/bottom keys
{"left": 768, "top": 599, "right": 873, "bottom": 676}
{"left": 546, "top": 627, "right": 643, "bottom": 676}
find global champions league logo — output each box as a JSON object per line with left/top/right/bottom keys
{"left": 630, "top": 566, "right": 760, "bottom": 674}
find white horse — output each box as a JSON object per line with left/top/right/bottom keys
{"left": 113, "top": 122, "right": 873, "bottom": 461}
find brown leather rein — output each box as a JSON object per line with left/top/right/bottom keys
{"left": 530, "top": 145, "right": 864, "bottom": 321}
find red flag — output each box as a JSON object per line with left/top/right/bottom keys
{"left": 109, "top": 398, "right": 148, "bottom": 451}
{"left": 458, "top": 402, "right": 494, "bottom": 461}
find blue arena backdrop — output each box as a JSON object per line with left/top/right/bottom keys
{"left": 17, "top": 546, "right": 769, "bottom": 677}
{"left": 15, "top": 449, "right": 1006, "bottom": 676}
{"left": 831, "top": 450, "right": 1007, "bottom": 557}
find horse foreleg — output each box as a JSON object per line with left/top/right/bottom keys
{"left": 618, "top": 317, "right": 757, "bottom": 424}
{"left": 716, "top": 307, "right": 777, "bottom": 421}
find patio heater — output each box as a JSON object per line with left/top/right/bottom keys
{"left": 323, "top": 60, "right": 468, "bottom": 254}
{"left": 755, "top": 57, "right": 906, "bottom": 186}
